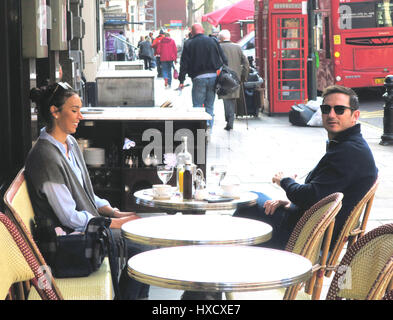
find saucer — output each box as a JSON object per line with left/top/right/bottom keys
{"left": 221, "top": 192, "right": 240, "bottom": 199}
{"left": 153, "top": 195, "right": 172, "bottom": 200}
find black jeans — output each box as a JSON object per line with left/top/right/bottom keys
{"left": 233, "top": 192, "right": 304, "bottom": 250}
{"left": 141, "top": 56, "right": 152, "bottom": 70}
{"left": 112, "top": 229, "right": 152, "bottom": 300}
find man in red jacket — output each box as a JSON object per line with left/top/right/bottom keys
{"left": 157, "top": 33, "right": 178, "bottom": 88}
{"left": 152, "top": 30, "right": 165, "bottom": 77}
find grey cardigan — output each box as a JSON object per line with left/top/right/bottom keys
{"left": 25, "top": 135, "right": 99, "bottom": 232}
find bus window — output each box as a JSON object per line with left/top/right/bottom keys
{"left": 339, "top": 0, "right": 393, "bottom": 29}
{"left": 377, "top": 0, "right": 393, "bottom": 27}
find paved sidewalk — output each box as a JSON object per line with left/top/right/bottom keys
{"left": 148, "top": 76, "right": 393, "bottom": 300}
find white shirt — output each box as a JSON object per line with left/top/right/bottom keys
{"left": 39, "top": 128, "right": 109, "bottom": 232}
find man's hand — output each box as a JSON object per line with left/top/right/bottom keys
{"left": 178, "top": 83, "right": 184, "bottom": 90}
{"left": 272, "top": 171, "right": 298, "bottom": 187}
{"left": 263, "top": 199, "right": 291, "bottom": 215}
{"left": 109, "top": 215, "right": 140, "bottom": 229}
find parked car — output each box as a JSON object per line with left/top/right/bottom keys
{"left": 237, "top": 31, "right": 255, "bottom": 63}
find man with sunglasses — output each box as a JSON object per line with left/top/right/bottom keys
{"left": 233, "top": 85, "right": 378, "bottom": 250}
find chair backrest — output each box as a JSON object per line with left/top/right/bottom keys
{"left": 282, "top": 193, "right": 343, "bottom": 300}
{"left": 3, "top": 168, "right": 63, "bottom": 298}
{"left": 326, "top": 178, "right": 379, "bottom": 276}
{"left": 327, "top": 224, "right": 393, "bottom": 300}
{"left": 0, "top": 213, "right": 59, "bottom": 300}
{"left": 285, "top": 192, "right": 343, "bottom": 264}
{"left": 3, "top": 168, "right": 36, "bottom": 235}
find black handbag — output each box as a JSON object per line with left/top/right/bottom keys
{"left": 35, "top": 216, "right": 124, "bottom": 299}
{"left": 214, "top": 41, "right": 240, "bottom": 95}
{"left": 216, "top": 65, "right": 241, "bottom": 95}
{"left": 289, "top": 104, "right": 315, "bottom": 127}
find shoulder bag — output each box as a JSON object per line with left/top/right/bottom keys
{"left": 214, "top": 42, "right": 240, "bottom": 95}
{"left": 35, "top": 216, "right": 124, "bottom": 299}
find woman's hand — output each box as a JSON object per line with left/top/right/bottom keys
{"left": 112, "top": 210, "right": 137, "bottom": 218}
{"left": 109, "top": 215, "right": 140, "bottom": 229}
{"left": 263, "top": 199, "right": 291, "bottom": 215}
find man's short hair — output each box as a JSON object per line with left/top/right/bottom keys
{"left": 322, "top": 85, "right": 359, "bottom": 110}
{"left": 218, "top": 29, "right": 231, "bottom": 41}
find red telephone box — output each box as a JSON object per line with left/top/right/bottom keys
{"left": 257, "top": 0, "right": 308, "bottom": 114}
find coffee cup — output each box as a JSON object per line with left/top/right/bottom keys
{"left": 152, "top": 184, "right": 173, "bottom": 199}
{"left": 194, "top": 188, "right": 208, "bottom": 201}
{"left": 220, "top": 183, "right": 240, "bottom": 198}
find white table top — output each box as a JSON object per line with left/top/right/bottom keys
{"left": 134, "top": 189, "right": 258, "bottom": 211}
{"left": 77, "top": 107, "right": 212, "bottom": 121}
{"left": 128, "top": 245, "right": 313, "bottom": 292}
{"left": 121, "top": 215, "right": 272, "bottom": 247}
{"left": 96, "top": 69, "right": 155, "bottom": 78}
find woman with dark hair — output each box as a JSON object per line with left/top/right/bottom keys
{"left": 25, "top": 83, "right": 150, "bottom": 299}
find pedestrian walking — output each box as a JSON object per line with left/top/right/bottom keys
{"left": 114, "top": 31, "right": 127, "bottom": 61}
{"left": 157, "top": 32, "right": 178, "bottom": 89}
{"left": 152, "top": 30, "right": 165, "bottom": 77}
{"left": 218, "top": 29, "right": 250, "bottom": 131}
{"left": 178, "top": 23, "right": 228, "bottom": 130}
{"left": 138, "top": 36, "right": 154, "bottom": 70}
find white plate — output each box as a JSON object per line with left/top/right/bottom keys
{"left": 221, "top": 192, "right": 240, "bottom": 199}
{"left": 153, "top": 195, "right": 172, "bottom": 200}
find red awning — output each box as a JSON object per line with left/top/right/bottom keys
{"left": 201, "top": 0, "right": 254, "bottom": 27}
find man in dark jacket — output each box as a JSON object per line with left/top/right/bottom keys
{"left": 178, "top": 23, "right": 228, "bottom": 129}
{"left": 233, "top": 85, "right": 378, "bottom": 250}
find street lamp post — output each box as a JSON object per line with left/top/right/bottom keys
{"left": 380, "top": 75, "right": 393, "bottom": 146}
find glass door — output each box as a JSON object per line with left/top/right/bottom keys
{"left": 271, "top": 15, "right": 308, "bottom": 113}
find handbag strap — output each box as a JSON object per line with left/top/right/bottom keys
{"left": 102, "top": 225, "right": 123, "bottom": 300}
{"left": 87, "top": 217, "right": 122, "bottom": 300}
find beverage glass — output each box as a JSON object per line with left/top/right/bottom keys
{"left": 157, "top": 165, "right": 174, "bottom": 185}
{"left": 210, "top": 165, "right": 227, "bottom": 192}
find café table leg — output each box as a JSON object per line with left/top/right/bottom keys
{"left": 225, "top": 292, "right": 234, "bottom": 300}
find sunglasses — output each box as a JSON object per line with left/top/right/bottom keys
{"left": 320, "top": 104, "right": 355, "bottom": 115}
{"left": 48, "top": 82, "right": 73, "bottom": 105}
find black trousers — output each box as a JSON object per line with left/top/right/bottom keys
{"left": 233, "top": 192, "right": 304, "bottom": 250}
{"left": 156, "top": 56, "right": 162, "bottom": 76}
{"left": 112, "top": 229, "right": 151, "bottom": 300}
{"left": 141, "top": 56, "right": 152, "bottom": 70}
{"left": 116, "top": 53, "right": 125, "bottom": 61}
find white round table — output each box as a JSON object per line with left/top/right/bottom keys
{"left": 127, "top": 245, "right": 313, "bottom": 298}
{"left": 121, "top": 215, "right": 273, "bottom": 247}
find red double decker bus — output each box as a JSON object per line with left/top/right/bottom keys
{"left": 315, "top": 0, "right": 393, "bottom": 91}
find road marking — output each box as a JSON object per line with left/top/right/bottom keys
{"left": 360, "top": 110, "right": 383, "bottom": 118}
{"left": 359, "top": 120, "right": 383, "bottom": 132}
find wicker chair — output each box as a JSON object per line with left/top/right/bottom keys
{"left": 0, "top": 213, "right": 59, "bottom": 300}
{"left": 326, "top": 224, "right": 393, "bottom": 300}
{"left": 3, "top": 168, "right": 113, "bottom": 300}
{"left": 231, "top": 192, "right": 343, "bottom": 300}
{"left": 325, "top": 178, "right": 379, "bottom": 278}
